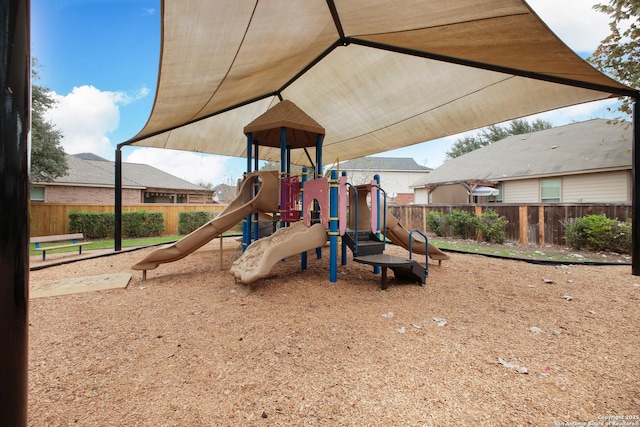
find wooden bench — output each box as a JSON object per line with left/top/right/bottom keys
{"left": 30, "top": 233, "right": 94, "bottom": 261}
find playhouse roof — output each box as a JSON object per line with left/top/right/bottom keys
{"left": 243, "top": 100, "right": 325, "bottom": 149}
{"left": 120, "top": 1, "right": 636, "bottom": 167}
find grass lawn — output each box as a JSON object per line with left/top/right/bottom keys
{"left": 29, "top": 233, "right": 628, "bottom": 264}
{"left": 29, "top": 233, "right": 242, "bottom": 257}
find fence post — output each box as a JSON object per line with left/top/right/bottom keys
{"left": 538, "top": 205, "right": 545, "bottom": 246}
{"left": 475, "top": 205, "right": 483, "bottom": 241}
{"left": 519, "top": 205, "right": 528, "bottom": 244}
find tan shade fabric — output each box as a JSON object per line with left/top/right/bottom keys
{"left": 123, "top": 0, "right": 636, "bottom": 167}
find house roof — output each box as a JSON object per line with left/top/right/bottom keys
{"left": 46, "top": 154, "right": 208, "bottom": 192}
{"left": 121, "top": 1, "right": 635, "bottom": 168}
{"left": 339, "top": 157, "right": 431, "bottom": 172}
{"left": 411, "top": 119, "right": 633, "bottom": 188}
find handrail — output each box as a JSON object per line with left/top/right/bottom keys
{"left": 408, "top": 228, "right": 429, "bottom": 261}
{"left": 372, "top": 184, "right": 388, "bottom": 251}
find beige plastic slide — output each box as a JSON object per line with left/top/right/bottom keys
{"left": 131, "top": 170, "right": 280, "bottom": 271}
{"left": 350, "top": 183, "right": 449, "bottom": 262}
{"left": 229, "top": 221, "right": 328, "bottom": 285}
{"left": 385, "top": 213, "right": 450, "bottom": 262}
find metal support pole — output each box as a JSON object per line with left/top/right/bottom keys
{"left": 280, "top": 127, "right": 287, "bottom": 228}
{"left": 329, "top": 170, "right": 339, "bottom": 282}
{"left": 115, "top": 147, "right": 122, "bottom": 251}
{"left": 316, "top": 134, "right": 323, "bottom": 178}
{"left": 373, "top": 174, "right": 381, "bottom": 275}
{"left": 253, "top": 141, "right": 259, "bottom": 242}
{"left": 301, "top": 167, "right": 308, "bottom": 270}
{"left": 0, "top": 0, "right": 30, "bottom": 424}
{"left": 632, "top": 100, "right": 640, "bottom": 275}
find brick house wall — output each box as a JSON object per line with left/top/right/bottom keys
{"left": 44, "top": 185, "right": 141, "bottom": 204}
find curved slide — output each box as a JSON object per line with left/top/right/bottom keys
{"left": 385, "top": 213, "right": 450, "bottom": 262}
{"left": 229, "top": 222, "right": 328, "bottom": 285}
{"left": 131, "top": 170, "right": 280, "bottom": 271}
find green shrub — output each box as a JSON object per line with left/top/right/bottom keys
{"left": 426, "top": 209, "right": 508, "bottom": 243}
{"left": 68, "top": 211, "right": 114, "bottom": 239}
{"left": 122, "top": 211, "right": 165, "bottom": 238}
{"left": 69, "top": 210, "right": 165, "bottom": 239}
{"left": 564, "top": 214, "right": 631, "bottom": 254}
{"left": 426, "top": 210, "right": 448, "bottom": 236}
{"left": 178, "top": 211, "right": 215, "bottom": 234}
{"left": 448, "top": 209, "right": 477, "bottom": 239}
{"left": 476, "top": 209, "right": 508, "bottom": 244}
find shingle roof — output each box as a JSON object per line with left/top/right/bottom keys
{"left": 411, "top": 119, "right": 632, "bottom": 188}
{"left": 339, "top": 157, "right": 432, "bottom": 172}
{"left": 49, "top": 154, "right": 207, "bottom": 191}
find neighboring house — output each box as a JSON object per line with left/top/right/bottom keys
{"left": 337, "top": 157, "right": 432, "bottom": 204}
{"left": 31, "top": 153, "right": 215, "bottom": 204}
{"left": 411, "top": 119, "right": 632, "bottom": 204}
{"left": 212, "top": 183, "right": 238, "bottom": 204}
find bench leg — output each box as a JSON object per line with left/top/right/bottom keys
{"left": 42, "top": 251, "right": 46, "bottom": 261}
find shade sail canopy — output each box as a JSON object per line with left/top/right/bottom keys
{"left": 122, "top": 0, "right": 637, "bottom": 168}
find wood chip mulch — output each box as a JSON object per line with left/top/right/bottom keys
{"left": 28, "top": 241, "right": 640, "bottom": 426}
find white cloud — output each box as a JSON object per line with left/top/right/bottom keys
{"left": 125, "top": 148, "right": 244, "bottom": 185}
{"left": 529, "top": 99, "right": 621, "bottom": 124}
{"left": 526, "top": 0, "right": 609, "bottom": 53}
{"left": 46, "top": 85, "right": 121, "bottom": 158}
{"left": 45, "top": 85, "right": 151, "bottom": 159}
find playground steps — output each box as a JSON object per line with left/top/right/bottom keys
{"left": 343, "top": 229, "right": 427, "bottom": 290}
{"left": 342, "top": 229, "right": 385, "bottom": 256}
{"left": 353, "top": 254, "right": 426, "bottom": 290}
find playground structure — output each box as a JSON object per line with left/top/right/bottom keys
{"left": 132, "top": 100, "right": 449, "bottom": 288}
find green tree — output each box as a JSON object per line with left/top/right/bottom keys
{"left": 445, "top": 136, "right": 487, "bottom": 159}
{"left": 589, "top": 0, "right": 640, "bottom": 117}
{"left": 445, "top": 119, "right": 553, "bottom": 159}
{"left": 31, "top": 59, "right": 68, "bottom": 182}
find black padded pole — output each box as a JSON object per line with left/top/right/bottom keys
{"left": 115, "top": 147, "right": 122, "bottom": 251}
{"left": 632, "top": 100, "right": 640, "bottom": 275}
{"left": 0, "top": 0, "right": 30, "bottom": 424}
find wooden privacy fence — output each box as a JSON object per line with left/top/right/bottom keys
{"left": 389, "top": 203, "right": 632, "bottom": 247}
{"left": 29, "top": 203, "right": 227, "bottom": 237}
{"left": 31, "top": 202, "right": 633, "bottom": 246}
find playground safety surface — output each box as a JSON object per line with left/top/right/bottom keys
{"left": 28, "top": 238, "right": 639, "bottom": 426}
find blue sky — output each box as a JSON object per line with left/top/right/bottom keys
{"left": 31, "top": 0, "right": 622, "bottom": 185}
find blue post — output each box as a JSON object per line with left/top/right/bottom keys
{"left": 373, "top": 174, "right": 381, "bottom": 274}
{"left": 329, "top": 169, "right": 339, "bottom": 282}
{"left": 243, "top": 134, "right": 253, "bottom": 251}
{"left": 301, "top": 167, "right": 308, "bottom": 270}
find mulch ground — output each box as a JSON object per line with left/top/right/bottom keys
{"left": 27, "top": 239, "right": 640, "bottom": 426}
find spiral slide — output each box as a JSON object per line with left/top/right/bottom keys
{"left": 131, "top": 170, "right": 280, "bottom": 272}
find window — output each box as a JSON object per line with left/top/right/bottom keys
{"left": 30, "top": 186, "right": 45, "bottom": 202}
{"left": 540, "top": 178, "right": 561, "bottom": 202}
